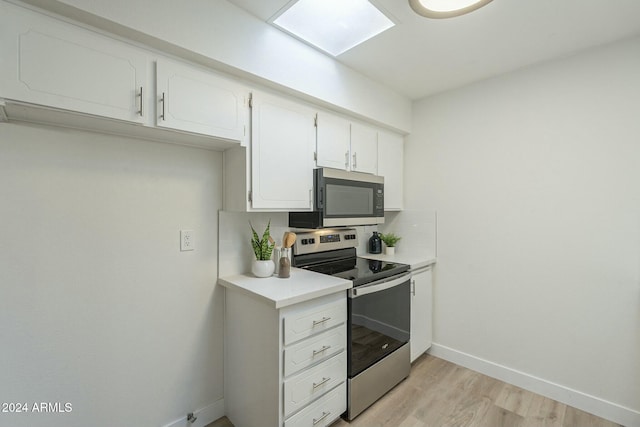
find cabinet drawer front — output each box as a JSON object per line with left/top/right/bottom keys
{"left": 284, "top": 382, "right": 346, "bottom": 427}
{"left": 283, "top": 298, "right": 346, "bottom": 346}
{"left": 283, "top": 352, "right": 346, "bottom": 417}
{"left": 284, "top": 327, "right": 346, "bottom": 377}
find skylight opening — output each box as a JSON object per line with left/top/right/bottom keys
{"left": 270, "top": 0, "right": 395, "bottom": 57}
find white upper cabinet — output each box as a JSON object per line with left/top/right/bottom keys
{"left": 155, "top": 58, "right": 248, "bottom": 142}
{"left": 377, "top": 130, "right": 404, "bottom": 210}
{"left": 0, "top": 2, "right": 147, "bottom": 124}
{"left": 316, "top": 112, "right": 351, "bottom": 170}
{"left": 350, "top": 121, "right": 378, "bottom": 174}
{"left": 316, "top": 111, "right": 378, "bottom": 174}
{"left": 250, "top": 91, "right": 315, "bottom": 210}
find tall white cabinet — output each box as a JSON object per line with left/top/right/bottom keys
{"left": 223, "top": 90, "right": 316, "bottom": 211}
{"left": 377, "top": 131, "right": 404, "bottom": 211}
{"left": 410, "top": 266, "right": 433, "bottom": 362}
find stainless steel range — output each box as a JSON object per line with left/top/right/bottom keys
{"left": 292, "top": 228, "right": 411, "bottom": 420}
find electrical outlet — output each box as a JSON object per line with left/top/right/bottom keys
{"left": 180, "top": 230, "right": 195, "bottom": 251}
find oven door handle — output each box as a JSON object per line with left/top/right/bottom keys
{"left": 349, "top": 272, "right": 411, "bottom": 298}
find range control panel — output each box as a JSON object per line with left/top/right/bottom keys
{"left": 293, "top": 228, "right": 358, "bottom": 255}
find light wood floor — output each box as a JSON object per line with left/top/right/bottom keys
{"left": 207, "top": 354, "right": 622, "bottom": 427}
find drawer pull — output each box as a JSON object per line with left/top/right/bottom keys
{"left": 312, "top": 377, "right": 331, "bottom": 389}
{"left": 313, "top": 411, "right": 331, "bottom": 425}
{"left": 312, "top": 317, "right": 331, "bottom": 327}
{"left": 312, "top": 345, "right": 332, "bottom": 356}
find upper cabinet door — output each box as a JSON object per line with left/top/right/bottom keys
{"left": 251, "top": 91, "right": 315, "bottom": 210}
{"left": 0, "top": 2, "right": 147, "bottom": 124}
{"left": 350, "top": 122, "right": 378, "bottom": 174}
{"left": 156, "top": 58, "right": 248, "bottom": 142}
{"left": 377, "top": 131, "right": 404, "bottom": 210}
{"left": 316, "top": 111, "right": 351, "bottom": 171}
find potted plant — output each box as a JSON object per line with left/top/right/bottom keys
{"left": 250, "top": 221, "right": 275, "bottom": 277}
{"left": 379, "top": 232, "right": 401, "bottom": 255}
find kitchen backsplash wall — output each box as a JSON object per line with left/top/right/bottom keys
{"left": 218, "top": 209, "right": 437, "bottom": 277}
{"left": 377, "top": 210, "right": 437, "bottom": 259}
{"left": 218, "top": 211, "right": 289, "bottom": 277}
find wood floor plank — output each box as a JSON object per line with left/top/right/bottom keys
{"left": 523, "top": 394, "right": 566, "bottom": 427}
{"left": 211, "top": 354, "right": 623, "bottom": 427}
{"left": 563, "top": 406, "right": 622, "bottom": 427}
{"left": 494, "top": 383, "right": 536, "bottom": 416}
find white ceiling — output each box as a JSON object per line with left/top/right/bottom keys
{"left": 227, "top": 0, "right": 640, "bottom": 100}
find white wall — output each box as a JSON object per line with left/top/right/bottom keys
{"left": 0, "top": 123, "right": 224, "bottom": 427}
{"left": 17, "top": 0, "right": 412, "bottom": 133}
{"left": 405, "top": 36, "right": 640, "bottom": 425}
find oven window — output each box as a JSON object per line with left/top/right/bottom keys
{"left": 348, "top": 279, "right": 410, "bottom": 377}
{"left": 325, "top": 184, "right": 373, "bottom": 216}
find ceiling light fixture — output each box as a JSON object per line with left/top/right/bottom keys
{"left": 271, "top": 0, "right": 395, "bottom": 57}
{"left": 409, "top": 0, "right": 494, "bottom": 18}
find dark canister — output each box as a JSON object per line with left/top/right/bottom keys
{"left": 368, "top": 231, "right": 382, "bottom": 254}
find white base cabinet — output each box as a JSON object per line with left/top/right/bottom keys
{"left": 225, "top": 291, "right": 347, "bottom": 427}
{"left": 410, "top": 266, "right": 433, "bottom": 362}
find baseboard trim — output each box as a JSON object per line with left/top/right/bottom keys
{"left": 162, "top": 398, "right": 225, "bottom": 427}
{"left": 428, "top": 343, "right": 639, "bottom": 427}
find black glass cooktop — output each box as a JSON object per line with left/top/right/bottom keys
{"left": 294, "top": 248, "right": 409, "bottom": 287}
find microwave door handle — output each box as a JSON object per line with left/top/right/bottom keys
{"left": 349, "top": 272, "right": 411, "bottom": 298}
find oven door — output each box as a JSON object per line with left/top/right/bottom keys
{"left": 347, "top": 272, "right": 411, "bottom": 377}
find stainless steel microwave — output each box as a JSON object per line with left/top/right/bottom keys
{"left": 289, "top": 168, "right": 384, "bottom": 228}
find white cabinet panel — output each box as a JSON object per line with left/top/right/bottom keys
{"left": 156, "top": 58, "right": 247, "bottom": 141}
{"left": 284, "top": 382, "right": 346, "bottom": 427}
{"left": 283, "top": 296, "right": 347, "bottom": 345}
{"left": 315, "top": 111, "right": 378, "bottom": 174}
{"left": 0, "top": 2, "right": 146, "bottom": 124}
{"left": 350, "top": 122, "right": 378, "bottom": 174}
{"left": 283, "top": 353, "right": 346, "bottom": 417}
{"left": 251, "top": 91, "right": 315, "bottom": 210}
{"left": 316, "top": 111, "right": 351, "bottom": 170}
{"left": 410, "top": 267, "right": 433, "bottom": 362}
{"left": 377, "top": 131, "right": 404, "bottom": 211}
{"left": 283, "top": 327, "right": 346, "bottom": 377}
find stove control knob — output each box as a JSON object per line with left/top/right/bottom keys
{"left": 301, "top": 239, "right": 308, "bottom": 245}
{"left": 309, "top": 238, "right": 315, "bottom": 244}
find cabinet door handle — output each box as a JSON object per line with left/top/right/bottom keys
{"left": 313, "top": 411, "right": 331, "bottom": 425}
{"left": 160, "top": 92, "right": 166, "bottom": 121}
{"left": 352, "top": 152, "right": 357, "bottom": 169}
{"left": 411, "top": 279, "right": 416, "bottom": 296}
{"left": 312, "top": 377, "right": 331, "bottom": 389}
{"left": 138, "top": 86, "right": 143, "bottom": 117}
{"left": 312, "top": 317, "right": 331, "bottom": 327}
{"left": 344, "top": 151, "right": 349, "bottom": 169}
{"left": 312, "top": 345, "right": 331, "bottom": 356}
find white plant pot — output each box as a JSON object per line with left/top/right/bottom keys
{"left": 251, "top": 259, "right": 275, "bottom": 278}
{"left": 385, "top": 247, "right": 395, "bottom": 256}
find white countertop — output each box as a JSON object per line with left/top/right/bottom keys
{"left": 218, "top": 267, "right": 352, "bottom": 309}
{"left": 359, "top": 253, "right": 436, "bottom": 270}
